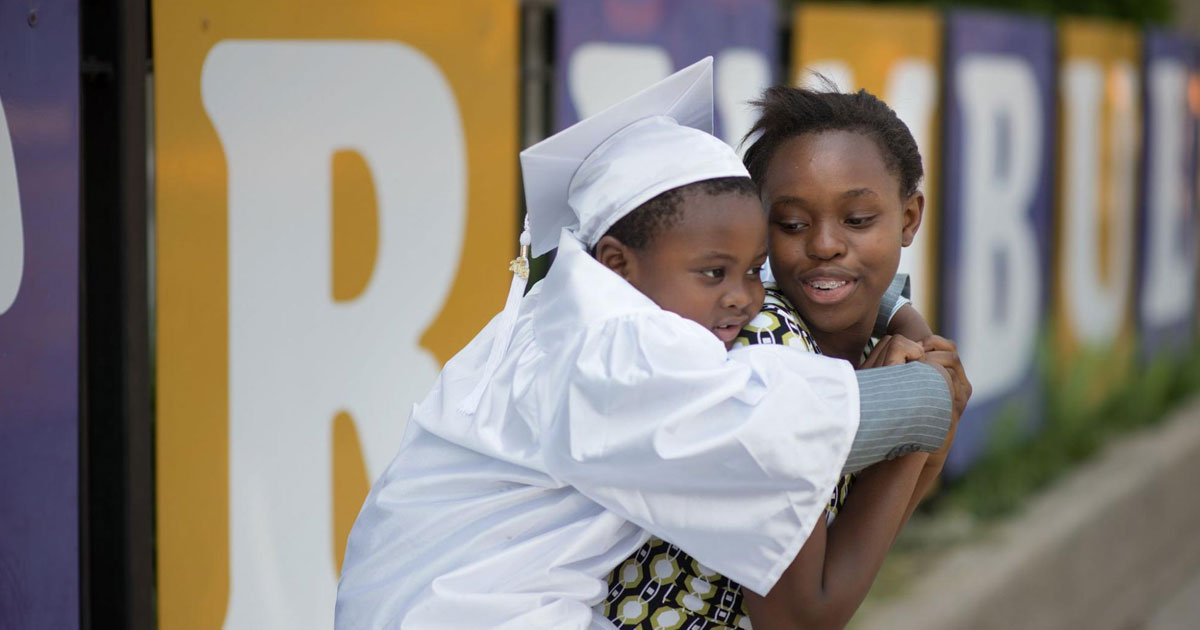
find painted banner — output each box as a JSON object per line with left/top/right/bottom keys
{"left": 0, "top": 2, "right": 80, "bottom": 628}
{"left": 942, "top": 11, "right": 1056, "bottom": 474}
{"left": 1138, "top": 30, "right": 1198, "bottom": 358}
{"left": 792, "top": 3, "right": 943, "bottom": 322}
{"left": 1052, "top": 20, "right": 1141, "bottom": 395}
{"left": 556, "top": 0, "right": 776, "bottom": 150}
{"left": 152, "top": 2, "right": 518, "bottom": 627}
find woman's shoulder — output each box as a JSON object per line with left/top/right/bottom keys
{"left": 734, "top": 284, "right": 821, "bottom": 354}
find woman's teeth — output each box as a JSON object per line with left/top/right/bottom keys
{"left": 808, "top": 279, "right": 847, "bottom": 290}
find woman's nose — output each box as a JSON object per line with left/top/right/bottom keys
{"left": 807, "top": 223, "right": 845, "bottom": 260}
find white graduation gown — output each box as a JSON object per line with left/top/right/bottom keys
{"left": 335, "top": 230, "right": 860, "bottom": 630}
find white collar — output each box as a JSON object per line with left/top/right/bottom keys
{"left": 533, "top": 229, "right": 661, "bottom": 352}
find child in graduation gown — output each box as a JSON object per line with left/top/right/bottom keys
{"left": 334, "top": 59, "right": 956, "bottom": 630}
{"left": 600, "top": 85, "right": 971, "bottom": 630}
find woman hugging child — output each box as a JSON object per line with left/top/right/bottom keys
{"left": 336, "top": 60, "right": 966, "bottom": 630}
{"left": 600, "top": 85, "right": 970, "bottom": 630}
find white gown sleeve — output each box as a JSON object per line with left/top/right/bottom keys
{"left": 537, "top": 311, "right": 859, "bottom": 596}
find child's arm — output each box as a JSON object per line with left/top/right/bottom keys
{"left": 876, "top": 298, "right": 967, "bottom": 519}
{"left": 857, "top": 333, "right": 967, "bottom": 541}
{"left": 741, "top": 292, "right": 954, "bottom": 477}
{"left": 843, "top": 362, "right": 953, "bottom": 474}
{"left": 869, "top": 334, "right": 969, "bottom": 531}
{"left": 900, "top": 336, "right": 971, "bottom": 522}
{"left": 743, "top": 451, "right": 929, "bottom": 630}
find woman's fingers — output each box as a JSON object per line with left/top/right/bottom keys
{"left": 919, "top": 335, "right": 972, "bottom": 415}
{"left": 922, "top": 349, "right": 972, "bottom": 415}
{"left": 920, "top": 334, "right": 957, "bottom": 354}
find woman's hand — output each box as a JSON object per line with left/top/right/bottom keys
{"left": 919, "top": 335, "right": 971, "bottom": 419}
{"left": 899, "top": 335, "right": 971, "bottom": 512}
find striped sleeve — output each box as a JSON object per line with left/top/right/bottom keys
{"left": 873, "top": 273, "right": 912, "bottom": 338}
{"left": 843, "top": 362, "right": 952, "bottom": 474}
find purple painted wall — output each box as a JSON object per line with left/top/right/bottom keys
{"left": 1138, "top": 29, "right": 1198, "bottom": 359}
{"left": 0, "top": 1, "right": 81, "bottom": 627}
{"left": 941, "top": 11, "right": 1056, "bottom": 474}
{"left": 555, "top": 0, "right": 776, "bottom": 146}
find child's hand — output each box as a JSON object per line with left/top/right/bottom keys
{"left": 859, "top": 334, "right": 924, "bottom": 369}
{"left": 919, "top": 335, "right": 972, "bottom": 420}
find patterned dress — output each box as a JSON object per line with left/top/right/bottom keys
{"left": 599, "top": 283, "right": 857, "bottom": 630}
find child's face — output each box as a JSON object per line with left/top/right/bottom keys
{"left": 596, "top": 191, "right": 768, "bottom": 349}
{"left": 759, "top": 130, "right": 922, "bottom": 338}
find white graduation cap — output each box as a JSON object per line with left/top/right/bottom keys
{"left": 520, "top": 56, "right": 750, "bottom": 257}
{"left": 460, "top": 56, "right": 749, "bottom": 414}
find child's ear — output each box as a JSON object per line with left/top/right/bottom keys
{"left": 900, "top": 192, "right": 924, "bottom": 247}
{"left": 593, "top": 235, "right": 636, "bottom": 280}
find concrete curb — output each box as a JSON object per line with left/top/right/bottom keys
{"left": 852, "top": 397, "right": 1200, "bottom": 630}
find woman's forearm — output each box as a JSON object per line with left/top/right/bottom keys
{"left": 897, "top": 408, "right": 957, "bottom": 537}
{"left": 897, "top": 457, "right": 945, "bottom": 544}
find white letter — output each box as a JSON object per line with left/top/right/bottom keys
{"left": 716, "top": 48, "right": 771, "bottom": 154}
{"left": 955, "top": 56, "right": 1043, "bottom": 401}
{"left": 1142, "top": 59, "right": 1196, "bottom": 329}
{"left": 568, "top": 43, "right": 672, "bottom": 118}
{"left": 886, "top": 59, "right": 939, "bottom": 315}
{"left": 0, "top": 94, "right": 22, "bottom": 315}
{"left": 202, "top": 41, "right": 465, "bottom": 629}
{"left": 1061, "top": 60, "right": 1137, "bottom": 345}
{"left": 568, "top": 44, "right": 765, "bottom": 156}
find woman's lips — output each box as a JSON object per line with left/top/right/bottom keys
{"left": 800, "top": 277, "right": 857, "bottom": 305}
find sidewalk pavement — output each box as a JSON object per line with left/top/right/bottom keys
{"left": 1144, "top": 561, "right": 1200, "bottom": 630}
{"left": 851, "top": 396, "right": 1200, "bottom": 630}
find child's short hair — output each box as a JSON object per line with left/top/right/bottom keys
{"left": 602, "top": 176, "right": 758, "bottom": 250}
{"left": 742, "top": 83, "right": 923, "bottom": 199}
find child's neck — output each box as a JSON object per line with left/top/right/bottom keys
{"left": 809, "top": 316, "right": 876, "bottom": 366}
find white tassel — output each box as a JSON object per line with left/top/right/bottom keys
{"left": 457, "top": 221, "right": 532, "bottom": 415}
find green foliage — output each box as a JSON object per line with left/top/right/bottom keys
{"left": 785, "top": 0, "right": 1174, "bottom": 25}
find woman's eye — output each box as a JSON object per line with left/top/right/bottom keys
{"left": 701, "top": 268, "right": 725, "bottom": 279}
{"left": 846, "top": 215, "right": 875, "bottom": 227}
{"left": 747, "top": 266, "right": 764, "bottom": 276}
{"left": 777, "top": 221, "right": 805, "bottom": 232}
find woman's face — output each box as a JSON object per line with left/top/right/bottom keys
{"left": 759, "top": 130, "right": 923, "bottom": 338}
